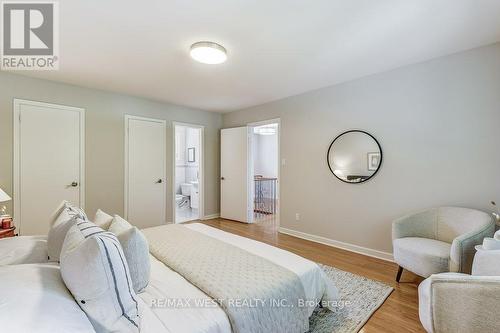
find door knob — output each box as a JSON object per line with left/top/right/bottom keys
{"left": 221, "top": 177, "right": 225, "bottom": 180}
{"left": 69, "top": 182, "right": 78, "bottom": 187}
{"left": 156, "top": 179, "right": 163, "bottom": 184}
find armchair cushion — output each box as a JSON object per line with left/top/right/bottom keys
{"left": 393, "top": 237, "right": 451, "bottom": 278}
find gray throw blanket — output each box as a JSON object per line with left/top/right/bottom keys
{"left": 143, "top": 225, "right": 309, "bottom": 333}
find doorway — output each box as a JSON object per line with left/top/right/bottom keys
{"left": 13, "top": 99, "right": 85, "bottom": 235}
{"left": 220, "top": 120, "right": 280, "bottom": 225}
{"left": 249, "top": 120, "right": 280, "bottom": 228}
{"left": 125, "top": 115, "right": 167, "bottom": 229}
{"left": 173, "top": 123, "right": 204, "bottom": 223}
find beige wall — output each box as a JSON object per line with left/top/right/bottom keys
{"left": 223, "top": 43, "right": 500, "bottom": 255}
{"left": 0, "top": 72, "right": 222, "bottom": 224}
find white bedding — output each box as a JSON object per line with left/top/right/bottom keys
{"left": 0, "top": 223, "right": 338, "bottom": 333}
{"left": 0, "top": 263, "right": 95, "bottom": 333}
{"left": 0, "top": 235, "right": 48, "bottom": 265}
{"left": 140, "top": 255, "right": 231, "bottom": 333}
{"left": 0, "top": 261, "right": 179, "bottom": 333}
{"left": 140, "top": 223, "right": 339, "bottom": 333}
{"left": 185, "top": 223, "right": 338, "bottom": 315}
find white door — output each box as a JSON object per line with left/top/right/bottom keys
{"left": 14, "top": 99, "right": 84, "bottom": 236}
{"left": 220, "top": 127, "right": 250, "bottom": 222}
{"left": 125, "top": 116, "right": 166, "bottom": 228}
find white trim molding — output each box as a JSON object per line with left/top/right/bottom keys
{"left": 278, "top": 227, "right": 394, "bottom": 262}
{"left": 202, "top": 213, "right": 220, "bottom": 220}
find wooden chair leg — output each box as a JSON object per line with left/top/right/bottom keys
{"left": 396, "top": 266, "right": 403, "bottom": 282}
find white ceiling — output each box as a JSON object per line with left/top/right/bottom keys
{"left": 13, "top": 0, "right": 500, "bottom": 112}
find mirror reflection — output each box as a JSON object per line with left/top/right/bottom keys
{"left": 327, "top": 130, "right": 382, "bottom": 183}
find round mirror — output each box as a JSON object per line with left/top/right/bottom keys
{"left": 327, "top": 130, "right": 382, "bottom": 183}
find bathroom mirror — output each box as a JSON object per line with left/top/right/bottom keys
{"left": 327, "top": 130, "right": 382, "bottom": 183}
{"left": 188, "top": 147, "right": 195, "bottom": 162}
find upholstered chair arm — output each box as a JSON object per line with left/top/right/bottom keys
{"left": 472, "top": 249, "right": 500, "bottom": 276}
{"left": 449, "top": 222, "right": 495, "bottom": 273}
{"left": 419, "top": 273, "right": 500, "bottom": 333}
{"left": 392, "top": 209, "right": 437, "bottom": 240}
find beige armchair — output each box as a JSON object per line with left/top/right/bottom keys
{"left": 392, "top": 207, "right": 494, "bottom": 281}
{"left": 418, "top": 249, "right": 500, "bottom": 333}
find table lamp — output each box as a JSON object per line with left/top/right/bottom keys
{"left": 0, "top": 187, "right": 11, "bottom": 216}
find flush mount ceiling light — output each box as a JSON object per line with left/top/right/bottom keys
{"left": 190, "top": 41, "right": 227, "bottom": 64}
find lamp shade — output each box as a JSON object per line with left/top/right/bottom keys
{"left": 0, "top": 188, "right": 11, "bottom": 203}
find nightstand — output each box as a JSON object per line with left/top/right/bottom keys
{"left": 0, "top": 226, "right": 16, "bottom": 239}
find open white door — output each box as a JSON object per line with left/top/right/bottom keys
{"left": 125, "top": 116, "right": 166, "bottom": 228}
{"left": 220, "top": 127, "right": 251, "bottom": 223}
{"left": 14, "top": 99, "right": 85, "bottom": 236}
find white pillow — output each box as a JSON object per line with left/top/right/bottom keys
{"left": 50, "top": 200, "right": 87, "bottom": 225}
{"left": 49, "top": 200, "right": 69, "bottom": 224}
{"left": 94, "top": 209, "right": 113, "bottom": 230}
{"left": 108, "top": 215, "right": 150, "bottom": 293}
{"left": 109, "top": 214, "right": 133, "bottom": 234}
{"left": 47, "top": 203, "right": 86, "bottom": 262}
{"left": 60, "top": 220, "right": 140, "bottom": 333}
{"left": 117, "top": 227, "right": 150, "bottom": 293}
{"left": 0, "top": 263, "right": 94, "bottom": 333}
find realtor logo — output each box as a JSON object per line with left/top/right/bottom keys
{"left": 1, "top": 1, "right": 59, "bottom": 70}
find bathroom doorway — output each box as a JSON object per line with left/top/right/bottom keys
{"left": 173, "top": 123, "right": 204, "bottom": 223}
{"left": 248, "top": 119, "right": 280, "bottom": 229}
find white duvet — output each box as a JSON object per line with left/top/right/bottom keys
{"left": 0, "top": 263, "right": 95, "bottom": 333}
{"left": 139, "top": 223, "right": 339, "bottom": 333}
{"left": 0, "top": 235, "right": 48, "bottom": 265}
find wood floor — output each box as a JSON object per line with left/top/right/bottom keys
{"left": 200, "top": 217, "right": 425, "bottom": 333}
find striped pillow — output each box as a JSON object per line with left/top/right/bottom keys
{"left": 65, "top": 202, "right": 88, "bottom": 221}
{"left": 60, "top": 219, "right": 139, "bottom": 333}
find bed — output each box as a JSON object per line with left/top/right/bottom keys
{"left": 0, "top": 222, "right": 338, "bottom": 333}
{"left": 140, "top": 223, "right": 338, "bottom": 333}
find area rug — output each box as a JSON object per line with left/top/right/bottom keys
{"left": 309, "top": 264, "right": 393, "bottom": 333}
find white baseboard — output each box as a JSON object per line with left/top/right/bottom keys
{"left": 202, "top": 213, "right": 220, "bottom": 220}
{"left": 278, "top": 227, "right": 394, "bottom": 262}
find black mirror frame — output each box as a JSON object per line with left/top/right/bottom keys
{"left": 326, "top": 129, "right": 383, "bottom": 184}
